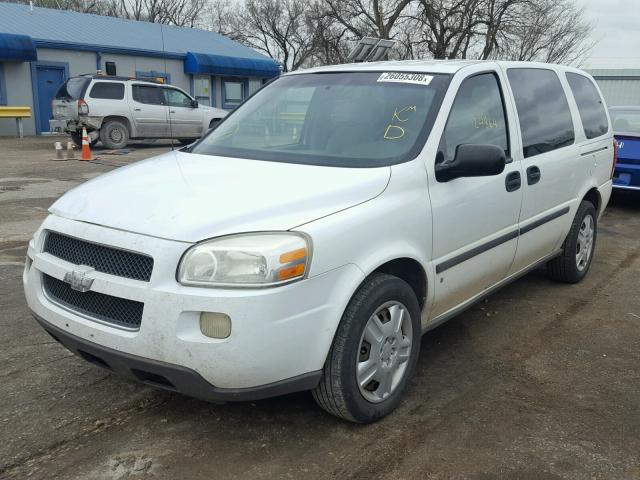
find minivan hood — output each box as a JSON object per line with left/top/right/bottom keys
{"left": 50, "top": 151, "right": 390, "bottom": 242}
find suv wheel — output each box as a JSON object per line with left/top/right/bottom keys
{"left": 312, "top": 273, "right": 421, "bottom": 423}
{"left": 547, "top": 200, "right": 597, "bottom": 283}
{"left": 100, "top": 120, "right": 129, "bottom": 149}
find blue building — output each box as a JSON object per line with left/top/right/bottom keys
{"left": 0, "top": 2, "right": 280, "bottom": 136}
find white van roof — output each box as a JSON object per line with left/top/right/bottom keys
{"left": 288, "top": 59, "right": 588, "bottom": 76}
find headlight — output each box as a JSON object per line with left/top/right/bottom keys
{"left": 177, "top": 233, "right": 310, "bottom": 287}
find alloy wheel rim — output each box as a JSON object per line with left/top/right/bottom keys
{"left": 110, "top": 128, "right": 124, "bottom": 143}
{"left": 576, "top": 214, "right": 594, "bottom": 272}
{"left": 356, "top": 301, "right": 413, "bottom": 404}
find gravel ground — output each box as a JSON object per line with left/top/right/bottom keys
{"left": 1, "top": 136, "right": 639, "bottom": 480}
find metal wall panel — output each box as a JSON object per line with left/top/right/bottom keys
{"left": 595, "top": 79, "right": 640, "bottom": 107}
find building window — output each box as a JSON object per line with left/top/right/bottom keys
{"left": 222, "top": 78, "right": 247, "bottom": 109}
{"left": 105, "top": 61, "right": 117, "bottom": 76}
{"left": 193, "top": 74, "right": 212, "bottom": 106}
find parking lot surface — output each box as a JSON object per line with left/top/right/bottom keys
{"left": 1, "top": 136, "right": 639, "bottom": 480}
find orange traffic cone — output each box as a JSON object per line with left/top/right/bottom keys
{"left": 80, "top": 127, "right": 93, "bottom": 161}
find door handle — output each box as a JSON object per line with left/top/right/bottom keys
{"left": 505, "top": 171, "right": 521, "bottom": 192}
{"left": 169, "top": 110, "right": 176, "bottom": 113}
{"left": 134, "top": 108, "right": 141, "bottom": 111}
{"left": 526, "top": 166, "right": 541, "bottom": 185}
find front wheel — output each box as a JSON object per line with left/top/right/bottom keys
{"left": 547, "top": 200, "right": 597, "bottom": 283}
{"left": 312, "top": 273, "right": 421, "bottom": 423}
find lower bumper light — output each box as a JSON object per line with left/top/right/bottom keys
{"left": 200, "top": 312, "right": 231, "bottom": 339}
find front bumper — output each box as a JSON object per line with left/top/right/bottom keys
{"left": 24, "top": 214, "right": 364, "bottom": 393}
{"left": 33, "top": 312, "right": 322, "bottom": 402}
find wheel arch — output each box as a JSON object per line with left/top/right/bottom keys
{"left": 367, "top": 257, "right": 428, "bottom": 311}
{"left": 581, "top": 187, "right": 601, "bottom": 214}
{"left": 101, "top": 115, "right": 133, "bottom": 136}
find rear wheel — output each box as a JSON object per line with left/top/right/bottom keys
{"left": 99, "top": 120, "right": 129, "bottom": 149}
{"left": 547, "top": 200, "right": 597, "bottom": 283}
{"left": 312, "top": 273, "right": 421, "bottom": 423}
{"left": 178, "top": 139, "right": 197, "bottom": 146}
{"left": 209, "top": 119, "right": 221, "bottom": 130}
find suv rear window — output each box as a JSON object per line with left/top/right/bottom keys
{"left": 89, "top": 82, "right": 125, "bottom": 100}
{"left": 566, "top": 73, "right": 608, "bottom": 139}
{"left": 55, "top": 77, "right": 90, "bottom": 100}
{"left": 507, "top": 68, "right": 575, "bottom": 158}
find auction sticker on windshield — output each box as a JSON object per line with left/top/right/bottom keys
{"left": 377, "top": 72, "right": 434, "bottom": 86}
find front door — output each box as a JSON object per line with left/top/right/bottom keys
{"left": 35, "top": 65, "right": 66, "bottom": 133}
{"left": 429, "top": 71, "right": 523, "bottom": 319}
{"left": 163, "top": 87, "right": 202, "bottom": 138}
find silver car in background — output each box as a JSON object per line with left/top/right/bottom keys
{"left": 51, "top": 74, "right": 228, "bottom": 149}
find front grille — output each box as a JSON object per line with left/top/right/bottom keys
{"left": 43, "top": 274, "right": 143, "bottom": 329}
{"left": 43, "top": 232, "right": 153, "bottom": 282}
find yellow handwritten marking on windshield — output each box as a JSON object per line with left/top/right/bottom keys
{"left": 384, "top": 106, "right": 417, "bottom": 140}
{"left": 392, "top": 105, "right": 417, "bottom": 123}
{"left": 384, "top": 125, "right": 405, "bottom": 140}
{"left": 473, "top": 115, "right": 499, "bottom": 129}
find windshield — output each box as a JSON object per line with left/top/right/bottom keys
{"left": 610, "top": 109, "right": 640, "bottom": 135}
{"left": 191, "top": 72, "right": 450, "bottom": 167}
{"left": 55, "top": 77, "right": 90, "bottom": 100}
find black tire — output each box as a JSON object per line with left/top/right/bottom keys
{"left": 547, "top": 200, "right": 597, "bottom": 283}
{"left": 178, "top": 139, "right": 197, "bottom": 146}
{"left": 312, "top": 273, "right": 421, "bottom": 423}
{"left": 209, "top": 119, "right": 221, "bottom": 130}
{"left": 99, "top": 120, "right": 129, "bottom": 149}
{"left": 70, "top": 132, "right": 98, "bottom": 148}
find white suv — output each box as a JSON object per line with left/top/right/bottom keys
{"left": 51, "top": 75, "right": 228, "bottom": 148}
{"left": 26, "top": 61, "right": 614, "bottom": 423}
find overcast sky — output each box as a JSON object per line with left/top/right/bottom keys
{"left": 579, "top": 0, "right": 640, "bottom": 69}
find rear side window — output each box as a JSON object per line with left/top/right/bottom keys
{"left": 566, "top": 73, "right": 608, "bottom": 139}
{"left": 440, "top": 73, "right": 509, "bottom": 162}
{"left": 132, "top": 85, "right": 164, "bottom": 105}
{"left": 89, "top": 82, "right": 125, "bottom": 100}
{"left": 55, "top": 77, "right": 90, "bottom": 100}
{"left": 507, "top": 68, "right": 575, "bottom": 158}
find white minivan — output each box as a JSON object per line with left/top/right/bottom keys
{"left": 24, "top": 60, "right": 614, "bottom": 423}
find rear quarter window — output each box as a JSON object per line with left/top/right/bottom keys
{"left": 565, "top": 73, "right": 609, "bottom": 139}
{"left": 89, "top": 82, "right": 125, "bottom": 100}
{"left": 55, "top": 77, "right": 90, "bottom": 100}
{"left": 507, "top": 68, "right": 575, "bottom": 158}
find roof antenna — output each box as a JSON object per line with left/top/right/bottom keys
{"left": 159, "top": 23, "right": 174, "bottom": 152}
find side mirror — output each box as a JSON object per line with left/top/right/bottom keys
{"left": 435, "top": 144, "right": 506, "bottom": 182}
{"left": 191, "top": 99, "right": 199, "bottom": 108}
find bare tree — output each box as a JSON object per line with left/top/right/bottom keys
{"left": 322, "top": 0, "right": 412, "bottom": 41}
{"left": 211, "top": 0, "right": 315, "bottom": 72}
{"left": 492, "top": 0, "right": 595, "bottom": 65}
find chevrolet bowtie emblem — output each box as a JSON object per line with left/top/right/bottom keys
{"left": 63, "top": 266, "right": 95, "bottom": 293}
